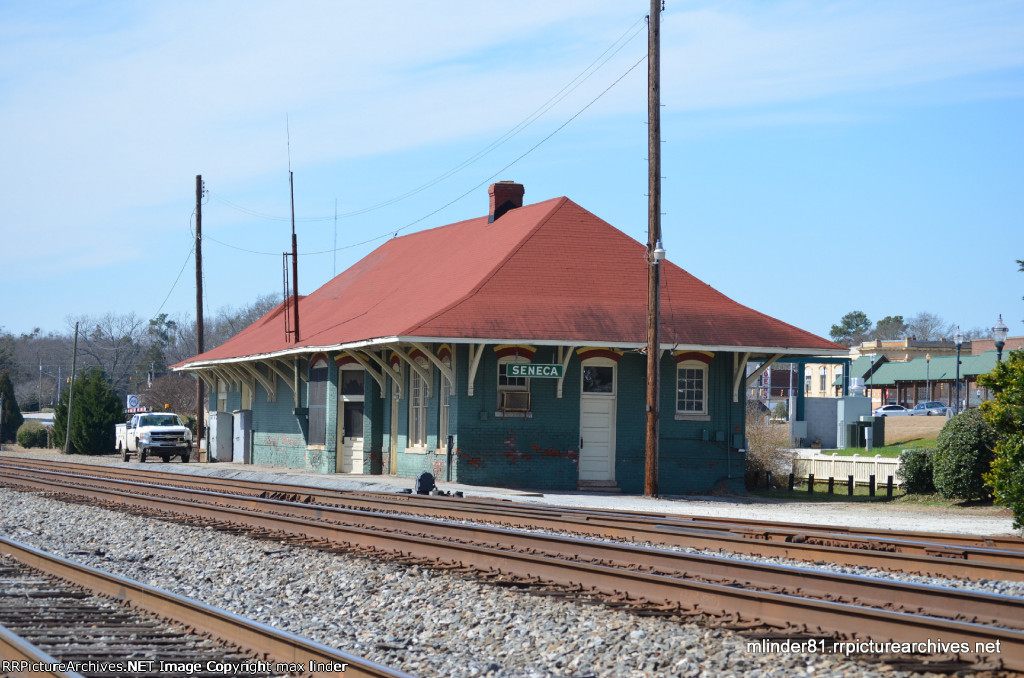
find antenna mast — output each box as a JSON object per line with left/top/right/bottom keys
{"left": 283, "top": 117, "right": 300, "bottom": 342}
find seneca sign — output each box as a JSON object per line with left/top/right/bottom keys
{"left": 505, "top": 363, "right": 564, "bottom": 379}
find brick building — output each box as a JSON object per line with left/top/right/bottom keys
{"left": 175, "top": 183, "right": 842, "bottom": 494}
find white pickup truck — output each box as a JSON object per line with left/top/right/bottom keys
{"left": 116, "top": 412, "right": 193, "bottom": 463}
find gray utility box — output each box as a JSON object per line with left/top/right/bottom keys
{"left": 842, "top": 416, "right": 886, "bottom": 449}
{"left": 836, "top": 396, "right": 871, "bottom": 448}
{"left": 232, "top": 409, "right": 252, "bottom": 464}
{"left": 209, "top": 412, "right": 232, "bottom": 462}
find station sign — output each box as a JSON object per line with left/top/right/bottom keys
{"left": 505, "top": 363, "right": 564, "bottom": 379}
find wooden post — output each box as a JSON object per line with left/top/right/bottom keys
{"left": 643, "top": 0, "right": 662, "bottom": 497}
{"left": 195, "top": 175, "right": 205, "bottom": 455}
{"left": 765, "top": 470, "right": 772, "bottom": 490}
{"left": 788, "top": 472, "right": 795, "bottom": 492}
{"left": 848, "top": 474, "right": 854, "bottom": 496}
{"left": 64, "top": 322, "right": 79, "bottom": 453}
{"left": 869, "top": 474, "right": 876, "bottom": 497}
{"left": 807, "top": 473, "right": 814, "bottom": 494}
{"left": 887, "top": 475, "right": 894, "bottom": 499}
{"left": 828, "top": 476, "right": 834, "bottom": 495}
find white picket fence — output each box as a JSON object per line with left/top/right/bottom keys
{"left": 792, "top": 453, "right": 902, "bottom": 487}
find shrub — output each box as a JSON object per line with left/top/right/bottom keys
{"left": 933, "top": 409, "right": 997, "bottom": 501}
{"left": 17, "top": 421, "right": 49, "bottom": 448}
{"left": 978, "top": 350, "right": 1024, "bottom": 528}
{"left": 897, "top": 448, "right": 935, "bottom": 494}
{"left": 744, "top": 402, "right": 792, "bottom": 489}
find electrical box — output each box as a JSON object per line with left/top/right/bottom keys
{"left": 232, "top": 409, "right": 252, "bottom": 464}
{"left": 209, "top": 412, "right": 232, "bottom": 462}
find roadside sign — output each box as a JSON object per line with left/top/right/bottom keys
{"left": 506, "top": 363, "right": 564, "bottom": 379}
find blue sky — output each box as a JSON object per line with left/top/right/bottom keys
{"left": 2, "top": 0, "right": 1022, "bottom": 342}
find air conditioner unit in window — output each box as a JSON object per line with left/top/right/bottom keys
{"left": 501, "top": 390, "right": 530, "bottom": 413}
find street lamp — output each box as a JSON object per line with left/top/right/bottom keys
{"left": 954, "top": 327, "right": 964, "bottom": 414}
{"left": 994, "top": 314, "right": 1009, "bottom": 362}
{"left": 925, "top": 354, "right": 931, "bottom": 400}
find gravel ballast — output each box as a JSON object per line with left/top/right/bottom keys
{"left": 0, "top": 485, "right": 1003, "bottom": 678}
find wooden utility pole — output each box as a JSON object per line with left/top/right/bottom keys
{"left": 644, "top": 0, "right": 662, "bottom": 497}
{"left": 195, "top": 175, "right": 205, "bottom": 452}
{"left": 64, "top": 322, "right": 79, "bottom": 454}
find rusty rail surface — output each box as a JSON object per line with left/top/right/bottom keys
{"left": 2, "top": 457, "right": 1022, "bottom": 580}
{"left": 5, "top": 455, "right": 1022, "bottom": 556}
{"left": 2, "top": 466, "right": 1024, "bottom": 671}
{"left": 0, "top": 537, "right": 414, "bottom": 678}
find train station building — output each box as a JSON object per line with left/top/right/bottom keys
{"left": 174, "top": 183, "right": 843, "bottom": 494}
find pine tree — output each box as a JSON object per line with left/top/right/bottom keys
{"left": 52, "top": 367, "right": 122, "bottom": 454}
{"left": 0, "top": 370, "right": 23, "bottom": 443}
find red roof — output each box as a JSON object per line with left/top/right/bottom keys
{"left": 178, "top": 196, "right": 842, "bottom": 366}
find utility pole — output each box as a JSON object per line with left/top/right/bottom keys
{"left": 195, "top": 175, "right": 205, "bottom": 453}
{"left": 644, "top": 0, "right": 663, "bottom": 497}
{"left": 64, "top": 322, "right": 79, "bottom": 454}
{"left": 290, "top": 171, "right": 300, "bottom": 342}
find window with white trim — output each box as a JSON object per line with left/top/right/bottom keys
{"left": 408, "top": 357, "right": 429, "bottom": 448}
{"left": 497, "top": 355, "right": 531, "bottom": 413}
{"left": 676, "top": 360, "right": 708, "bottom": 415}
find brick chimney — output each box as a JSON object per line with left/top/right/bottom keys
{"left": 488, "top": 181, "right": 524, "bottom": 222}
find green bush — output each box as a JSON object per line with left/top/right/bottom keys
{"left": 897, "top": 448, "right": 935, "bottom": 494}
{"left": 17, "top": 422, "right": 49, "bottom": 448}
{"left": 979, "top": 350, "right": 1024, "bottom": 528}
{"left": 933, "top": 409, "right": 997, "bottom": 501}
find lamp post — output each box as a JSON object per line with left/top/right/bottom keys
{"left": 925, "top": 353, "right": 930, "bottom": 401}
{"left": 993, "top": 314, "right": 1009, "bottom": 363}
{"left": 954, "top": 327, "right": 964, "bottom": 414}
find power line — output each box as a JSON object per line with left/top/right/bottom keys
{"left": 206, "top": 15, "right": 647, "bottom": 224}
{"left": 203, "top": 52, "right": 648, "bottom": 258}
{"left": 151, "top": 210, "right": 197, "bottom": 319}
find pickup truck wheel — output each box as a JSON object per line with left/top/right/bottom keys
{"left": 139, "top": 448, "right": 148, "bottom": 463}
{"left": 120, "top": 444, "right": 129, "bottom": 462}
{"left": 161, "top": 453, "right": 170, "bottom": 463}
{"left": 181, "top": 450, "right": 191, "bottom": 463}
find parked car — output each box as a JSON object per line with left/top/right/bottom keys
{"left": 911, "top": 401, "right": 949, "bottom": 416}
{"left": 872, "top": 404, "right": 912, "bottom": 417}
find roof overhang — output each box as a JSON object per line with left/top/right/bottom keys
{"left": 173, "top": 335, "right": 848, "bottom": 371}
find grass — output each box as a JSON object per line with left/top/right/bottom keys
{"left": 827, "top": 433, "right": 939, "bottom": 459}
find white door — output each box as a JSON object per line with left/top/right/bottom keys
{"left": 579, "top": 361, "right": 616, "bottom": 481}
{"left": 337, "top": 369, "right": 365, "bottom": 474}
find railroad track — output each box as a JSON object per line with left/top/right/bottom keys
{"left": 2, "top": 457, "right": 1022, "bottom": 579}
{"left": 2, "top": 458, "right": 1023, "bottom": 672}
{"left": 0, "top": 536, "right": 412, "bottom": 678}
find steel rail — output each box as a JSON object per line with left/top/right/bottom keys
{"left": 0, "top": 622, "right": 87, "bottom": 678}
{"left": 17, "top": 468, "right": 1024, "bottom": 628}
{"left": 5, "top": 462, "right": 1024, "bottom": 584}
{"left": 5, "top": 456, "right": 1021, "bottom": 556}
{"left": 0, "top": 537, "right": 414, "bottom": 678}
{"left": 3, "top": 470, "right": 1024, "bottom": 670}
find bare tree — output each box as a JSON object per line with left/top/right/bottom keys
{"left": 70, "top": 313, "right": 148, "bottom": 395}
{"left": 141, "top": 373, "right": 197, "bottom": 416}
{"left": 906, "top": 312, "right": 956, "bottom": 341}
